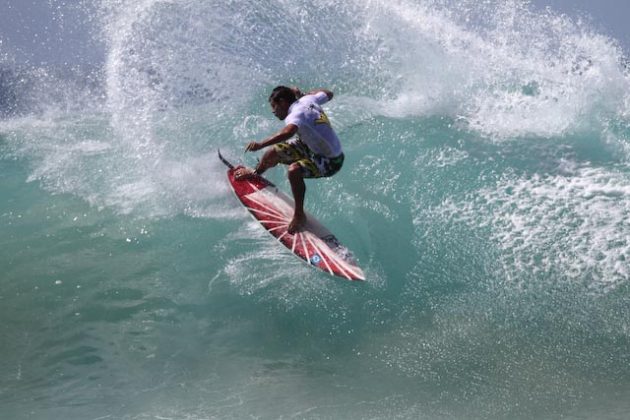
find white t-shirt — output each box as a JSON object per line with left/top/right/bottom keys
{"left": 284, "top": 92, "right": 342, "bottom": 158}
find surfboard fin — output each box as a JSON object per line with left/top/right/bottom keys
{"left": 217, "top": 149, "right": 234, "bottom": 169}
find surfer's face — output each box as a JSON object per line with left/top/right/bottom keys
{"left": 270, "top": 99, "right": 290, "bottom": 120}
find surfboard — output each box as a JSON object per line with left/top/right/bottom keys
{"left": 218, "top": 150, "right": 365, "bottom": 281}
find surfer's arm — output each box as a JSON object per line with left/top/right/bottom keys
{"left": 291, "top": 87, "right": 333, "bottom": 102}
{"left": 306, "top": 89, "right": 333, "bottom": 101}
{"left": 245, "top": 124, "right": 298, "bottom": 152}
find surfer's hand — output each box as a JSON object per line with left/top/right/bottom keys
{"left": 245, "top": 141, "right": 262, "bottom": 152}
{"left": 291, "top": 86, "right": 303, "bottom": 98}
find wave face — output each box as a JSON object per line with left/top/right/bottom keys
{"left": 1, "top": 1, "right": 629, "bottom": 419}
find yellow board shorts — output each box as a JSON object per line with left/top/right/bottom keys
{"left": 274, "top": 139, "right": 344, "bottom": 179}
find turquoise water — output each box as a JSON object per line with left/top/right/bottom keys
{"left": 2, "top": 1, "right": 630, "bottom": 418}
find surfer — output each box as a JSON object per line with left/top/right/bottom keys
{"left": 235, "top": 86, "right": 344, "bottom": 233}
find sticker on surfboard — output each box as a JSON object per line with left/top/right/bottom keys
{"left": 218, "top": 149, "right": 365, "bottom": 281}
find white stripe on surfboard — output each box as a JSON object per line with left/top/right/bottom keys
{"left": 291, "top": 233, "right": 298, "bottom": 253}
{"left": 327, "top": 247, "right": 364, "bottom": 280}
{"left": 267, "top": 224, "right": 289, "bottom": 233}
{"left": 244, "top": 206, "right": 286, "bottom": 221}
{"left": 245, "top": 185, "right": 289, "bottom": 210}
{"left": 300, "top": 233, "right": 309, "bottom": 259}
{"left": 243, "top": 193, "right": 287, "bottom": 219}
{"left": 256, "top": 219, "right": 286, "bottom": 225}
{"left": 309, "top": 232, "right": 364, "bottom": 280}
{"left": 304, "top": 234, "right": 334, "bottom": 276}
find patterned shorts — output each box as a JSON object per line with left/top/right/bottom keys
{"left": 273, "top": 140, "right": 344, "bottom": 179}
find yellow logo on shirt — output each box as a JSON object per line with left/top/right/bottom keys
{"left": 315, "top": 111, "right": 330, "bottom": 126}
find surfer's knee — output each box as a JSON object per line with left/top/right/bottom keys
{"left": 262, "top": 147, "right": 276, "bottom": 159}
{"left": 261, "top": 147, "right": 279, "bottom": 166}
{"left": 287, "top": 163, "right": 303, "bottom": 181}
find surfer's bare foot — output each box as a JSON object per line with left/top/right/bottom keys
{"left": 287, "top": 212, "right": 306, "bottom": 234}
{"left": 234, "top": 166, "right": 256, "bottom": 180}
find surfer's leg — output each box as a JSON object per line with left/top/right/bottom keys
{"left": 287, "top": 163, "right": 307, "bottom": 233}
{"left": 255, "top": 147, "right": 280, "bottom": 174}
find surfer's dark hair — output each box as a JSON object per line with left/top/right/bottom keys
{"left": 269, "top": 86, "right": 297, "bottom": 104}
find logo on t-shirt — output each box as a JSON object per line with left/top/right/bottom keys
{"left": 315, "top": 110, "right": 330, "bottom": 126}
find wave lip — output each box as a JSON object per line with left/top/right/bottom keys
{"left": 362, "top": 0, "right": 630, "bottom": 139}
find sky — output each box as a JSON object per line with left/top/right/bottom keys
{"left": 0, "top": 0, "right": 101, "bottom": 67}
{"left": 531, "top": 0, "right": 630, "bottom": 49}
{"left": 0, "top": 0, "right": 629, "bottom": 67}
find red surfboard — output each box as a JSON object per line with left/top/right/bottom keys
{"left": 219, "top": 150, "right": 365, "bottom": 281}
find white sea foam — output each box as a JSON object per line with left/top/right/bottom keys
{"left": 359, "top": 0, "right": 630, "bottom": 139}
{"left": 428, "top": 165, "right": 630, "bottom": 290}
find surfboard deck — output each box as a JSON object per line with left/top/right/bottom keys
{"left": 218, "top": 150, "right": 365, "bottom": 281}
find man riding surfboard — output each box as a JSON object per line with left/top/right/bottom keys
{"left": 234, "top": 86, "right": 344, "bottom": 234}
